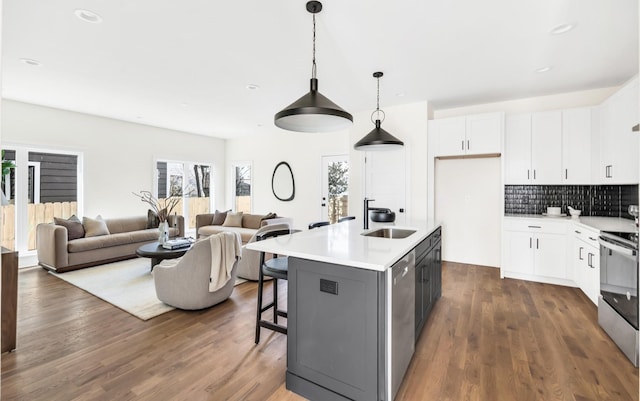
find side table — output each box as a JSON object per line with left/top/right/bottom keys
{"left": 2, "top": 247, "right": 18, "bottom": 353}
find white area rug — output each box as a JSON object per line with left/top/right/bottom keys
{"left": 50, "top": 258, "right": 249, "bottom": 321}
{"left": 50, "top": 258, "right": 174, "bottom": 320}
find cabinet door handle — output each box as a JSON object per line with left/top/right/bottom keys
{"left": 565, "top": 169, "right": 568, "bottom": 180}
{"left": 574, "top": 230, "right": 581, "bottom": 234}
{"left": 528, "top": 225, "right": 541, "bottom": 228}
{"left": 467, "top": 139, "right": 470, "bottom": 150}
{"left": 589, "top": 237, "right": 597, "bottom": 242}
{"left": 461, "top": 140, "right": 464, "bottom": 151}
{"left": 527, "top": 170, "right": 530, "bottom": 180}
{"left": 579, "top": 246, "right": 584, "bottom": 260}
{"left": 533, "top": 170, "right": 536, "bottom": 180}
{"left": 588, "top": 253, "right": 593, "bottom": 268}
{"left": 529, "top": 237, "right": 532, "bottom": 249}
{"left": 536, "top": 238, "right": 539, "bottom": 249}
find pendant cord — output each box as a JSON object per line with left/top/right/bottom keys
{"left": 312, "top": 13, "right": 317, "bottom": 79}
{"left": 376, "top": 76, "right": 380, "bottom": 112}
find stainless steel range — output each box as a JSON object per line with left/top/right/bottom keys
{"left": 598, "top": 230, "right": 638, "bottom": 366}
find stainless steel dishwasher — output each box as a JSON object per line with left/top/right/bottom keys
{"left": 386, "top": 250, "right": 416, "bottom": 400}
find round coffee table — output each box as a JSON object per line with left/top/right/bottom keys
{"left": 136, "top": 242, "right": 192, "bottom": 271}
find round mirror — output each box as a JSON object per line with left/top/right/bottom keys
{"left": 272, "top": 161, "right": 295, "bottom": 201}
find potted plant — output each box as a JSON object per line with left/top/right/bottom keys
{"left": 1, "top": 150, "right": 15, "bottom": 206}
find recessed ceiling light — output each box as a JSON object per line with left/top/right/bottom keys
{"left": 20, "top": 58, "right": 42, "bottom": 67}
{"left": 75, "top": 9, "right": 103, "bottom": 24}
{"left": 535, "top": 66, "right": 552, "bottom": 73}
{"left": 395, "top": 92, "right": 405, "bottom": 98}
{"left": 550, "top": 23, "right": 575, "bottom": 35}
{"left": 246, "top": 84, "right": 260, "bottom": 91}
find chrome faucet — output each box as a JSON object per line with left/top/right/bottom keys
{"left": 363, "top": 198, "right": 376, "bottom": 230}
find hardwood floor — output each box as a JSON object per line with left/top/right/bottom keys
{"left": 2, "top": 262, "right": 638, "bottom": 400}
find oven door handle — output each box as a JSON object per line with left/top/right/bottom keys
{"left": 598, "top": 237, "right": 637, "bottom": 257}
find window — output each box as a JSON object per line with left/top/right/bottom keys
{"left": 156, "top": 160, "right": 212, "bottom": 232}
{"left": 1, "top": 147, "right": 81, "bottom": 252}
{"left": 232, "top": 162, "right": 252, "bottom": 213}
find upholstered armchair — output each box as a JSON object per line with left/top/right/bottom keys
{"left": 236, "top": 223, "right": 291, "bottom": 281}
{"left": 153, "top": 232, "right": 241, "bottom": 310}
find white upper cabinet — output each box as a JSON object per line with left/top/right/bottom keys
{"left": 433, "top": 112, "right": 503, "bottom": 157}
{"left": 531, "top": 111, "right": 562, "bottom": 184}
{"left": 465, "top": 113, "right": 503, "bottom": 155}
{"left": 562, "top": 108, "right": 592, "bottom": 184}
{"left": 506, "top": 108, "right": 593, "bottom": 185}
{"left": 505, "top": 111, "right": 563, "bottom": 184}
{"left": 504, "top": 114, "right": 532, "bottom": 184}
{"left": 434, "top": 117, "right": 466, "bottom": 157}
{"left": 595, "top": 76, "right": 639, "bottom": 184}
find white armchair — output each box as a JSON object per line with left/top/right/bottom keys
{"left": 236, "top": 223, "right": 291, "bottom": 281}
{"left": 153, "top": 233, "right": 240, "bottom": 310}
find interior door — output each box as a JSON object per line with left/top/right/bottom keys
{"left": 321, "top": 155, "right": 349, "bottom": 223}
{"left": 364, "top": 148, "right": 406, "bottom": 225}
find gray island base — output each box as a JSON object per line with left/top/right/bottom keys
{"left": 263, "top": 223, "right": 442, "bottom": 401}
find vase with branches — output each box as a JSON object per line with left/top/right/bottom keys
{"left": 132, "top": 190, "right": 180, "bottom": 244}
{"left": 132, "top": 190, "right": 180, "bottom": 222}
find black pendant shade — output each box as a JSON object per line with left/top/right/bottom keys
{"left": 274, "top": 1, "right": 353, "bottom": 133}
{"left": 354, "top": 119, "right": 404, "bottom": 150}
{"left": 354, "top": 71, "right": 404, "bottom": 151}
{"left": 274, "top": 78, "right": 353, "bottom": 133}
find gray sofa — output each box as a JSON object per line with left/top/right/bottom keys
{"left": 37, "top": 215, "right": 184, "bottom": 273}
{"left": 196, "top": 212, "right": 292, "bottom": 244}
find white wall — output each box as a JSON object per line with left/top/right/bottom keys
{"left": 1, "top": 100, "right": 227, "bottom": 218}
{"left": 225, "top": 129, "right": 349, "bottom": 230}
{"left": 349, "top": 101, "right": 430, "bottom": 224}
{"left": 435, "top": 157, "right": 502, "bottom": 267}
{"left": 225, "top": 101, "right": 430, "bottom": 231}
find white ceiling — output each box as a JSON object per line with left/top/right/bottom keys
{"left": 2, "top": 0, "right": 638, "bottom": 139}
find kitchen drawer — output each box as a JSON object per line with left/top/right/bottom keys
{"left": 570, "top": 223, "right": 600, "bottom": 246}
{"left": 504, "top": 218, "right": 567, "bottom": 234}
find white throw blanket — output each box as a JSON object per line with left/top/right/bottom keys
{"left": 208, "top": 232, "right": 242, "bottom": 292}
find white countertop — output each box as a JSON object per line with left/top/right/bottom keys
{"left": 245, "top": 219, "right": 441, "bottom": 272}
{"left": 504, "top": 214, "right": 638, "bottom": 233}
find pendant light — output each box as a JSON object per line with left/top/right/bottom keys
{"left": 274, "top": 1, "right": 353, "bottom": 133}
{"left": 354, "top": 72, "right": 404, "bottom": 151}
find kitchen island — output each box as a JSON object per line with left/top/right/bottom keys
{"left": 246, "top": 219, "right": 442, "bottom": 401}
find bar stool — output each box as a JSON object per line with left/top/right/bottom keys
{"left": 255, "top": 228, "right": 291, "bottom": 344}
{"left": 308, "top": 221, "right": 330, "bottom": 229}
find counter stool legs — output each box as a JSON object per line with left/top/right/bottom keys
{"left": 255, "top": 269, "right": 288, "bottom": 344}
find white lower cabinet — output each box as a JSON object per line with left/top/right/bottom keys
{"left": 503, "top": 218, "right": 603, "bottom": 303}
{"left": 503, "top": 218, "right": 568, "bottom": 282}
{"left": 570, "top": 224, "right": 600, "bottom": 305}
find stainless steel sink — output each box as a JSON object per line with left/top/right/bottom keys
{"left": 361, "top": 228, "right": 416, "bottom": 239}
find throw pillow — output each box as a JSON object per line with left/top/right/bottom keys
{"left": 222, "top": 211, "right": 243, "bottom": 227}
{"left": 242, "top": 214, "right": 263, "bottom": 230}
{"left": 147, "top": 209, "right": 160, "bottom": 229}
{"left": 211, "top": 209, "right": 230, "bottom": 225}
{"left": 83, "top": 215, "right": 110, "bottom": 237}
{"left": 53, "top": 215, "right": 85, "bottom": 241}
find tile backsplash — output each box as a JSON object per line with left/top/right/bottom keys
{"left": 504, "top": 185, "right": 639, "bottom": 219}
